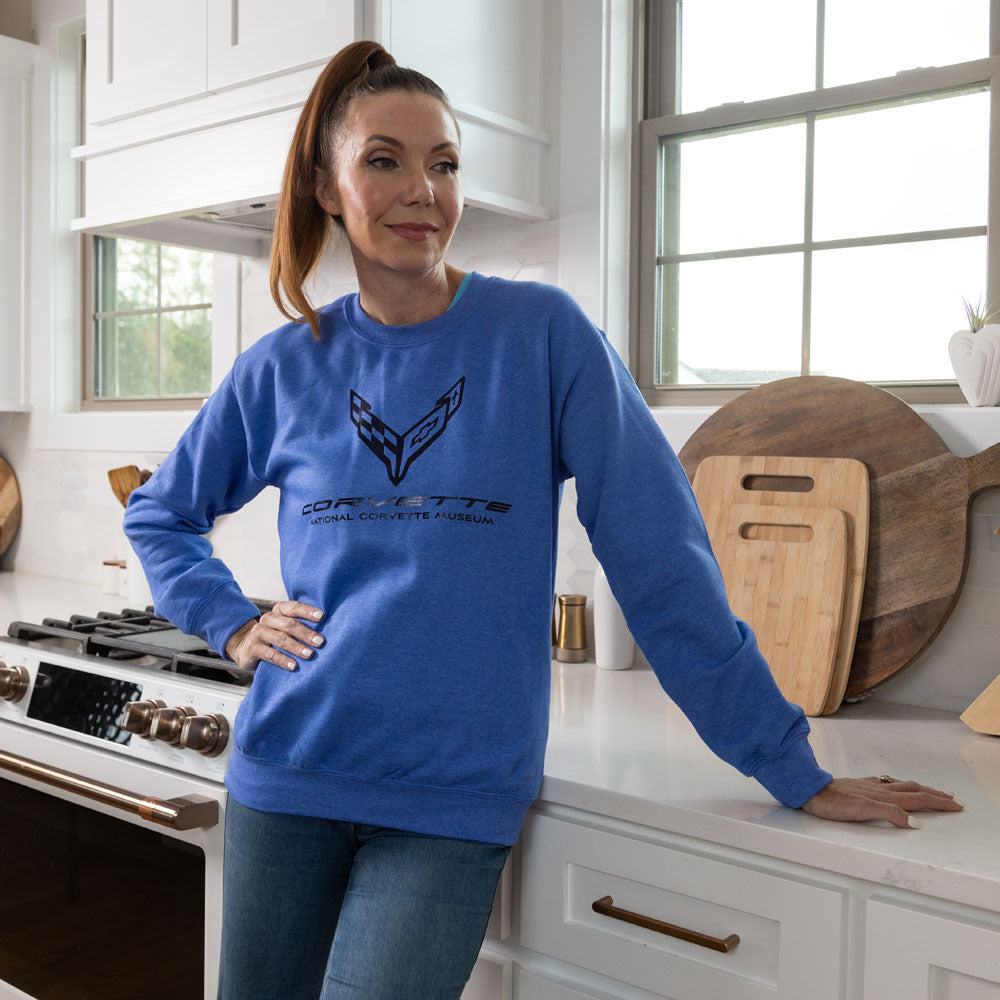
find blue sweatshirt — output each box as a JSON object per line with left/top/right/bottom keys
{"left": 123, "top": 272, "right": 832, "bottom": 845}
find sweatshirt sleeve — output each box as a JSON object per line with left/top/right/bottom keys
{"left": 557, "top": 332, "right": 833, "bottom": 808}
{"left": 122, "top": 362, "right": 269, "bottom": 659}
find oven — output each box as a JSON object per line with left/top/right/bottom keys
{"left": 0, "top": 605, "right": 265, "bottom": 1000}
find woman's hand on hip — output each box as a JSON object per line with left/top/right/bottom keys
{"left": 801, "top": 775, "right": 963, "bottom": 828}
{"left": 225, "top": 601, "right": 326, "bottom": 672}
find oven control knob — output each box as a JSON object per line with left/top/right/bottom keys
{"left": 149, "top": 705, "right": 197, "bottom": 745}
{"left": 121, "top": 699, "right": 167, "bottom": 737}
{"left": 0, "top": 662, "right": 29, "bottom": 703}
{"left": 179, "top": 713, "right": 230, "bottom": 757}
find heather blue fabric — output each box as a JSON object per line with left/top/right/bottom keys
{"left": 123, "top": 271, "right": 832, "bottom": 847}
{"left": 217, "top": 795, "right": 510, "bottom": 1000}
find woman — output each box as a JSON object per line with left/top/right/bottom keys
{"left": 123, "top": 40, "right": 961, "bottom": 1000}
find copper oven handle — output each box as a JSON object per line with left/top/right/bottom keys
{"left": 0, "top": 749, "right": 218, "bottom": 830}
{"left": 591, "top": 895, "right": 740, "bottom": 953}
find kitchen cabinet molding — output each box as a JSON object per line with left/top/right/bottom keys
{"left": 0, "top": 34, "right": 37, "bottom": 413}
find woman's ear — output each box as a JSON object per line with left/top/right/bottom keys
{"left": 314, "top": 167, "right": 340, "bottom": 216}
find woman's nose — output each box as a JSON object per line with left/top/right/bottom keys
{"left": 400, "top": 168, "right": 434, "bottom": 204}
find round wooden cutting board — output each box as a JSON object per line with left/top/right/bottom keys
{"left": 0, "top": 456, "right": 22, "bottom": 560}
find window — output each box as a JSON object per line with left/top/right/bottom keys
{"left": 636, "top": 0, "right": 997, "bottom": 402}
{"left": 82, "top": 236, "right": 214, "bottom": 409}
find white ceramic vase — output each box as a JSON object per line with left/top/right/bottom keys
{"left": 594, "top": 566, "right": 635, "bottom": 670}
{"left": 949, "top": 323, "right": 1000, "bottom": 406}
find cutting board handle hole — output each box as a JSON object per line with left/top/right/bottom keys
{"left": 741, "top": 474, "right": 815, "bottom": 493}
{"left": 739, "top": 523, "right": 814, "bottom": 542}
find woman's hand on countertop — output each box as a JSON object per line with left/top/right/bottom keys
{"left": 801, "top": 776, "right": 964, "bottom": 829}
{"left": 225, "top": 600, "right": 325, "bottom": 672}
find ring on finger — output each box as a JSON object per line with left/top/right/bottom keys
{"left": 879, "top": 774, "right": 897, "bottom": 784}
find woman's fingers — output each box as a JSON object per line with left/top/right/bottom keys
{"left": 801, "top": 776, "right": 964, "bottom": 828}
{"left": 244, "top": 602, "right": 326, "bottom": 671}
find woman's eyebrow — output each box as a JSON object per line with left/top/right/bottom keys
{"left": 364, "top": 134, "right": 457, "bottom": 153}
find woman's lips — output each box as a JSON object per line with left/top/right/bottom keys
{"left": 388, "top": 223, "right": 438, "bottom": 242}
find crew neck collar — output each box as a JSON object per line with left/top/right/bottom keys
{"left": 341, "top": 271, "right": 488, "bottom": 346}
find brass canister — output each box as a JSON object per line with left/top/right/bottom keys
{"left": 555, "top": 594, "right": 587, "bottom": 662}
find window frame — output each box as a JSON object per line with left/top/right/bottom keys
{"left": 80, "top": 233, "right": 217, "bottom": 411}
{"left": 633, "top": 0, "right": 1000, "bottom": 405}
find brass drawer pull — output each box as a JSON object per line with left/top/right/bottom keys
{"left": 0, "top": 749, "right": 219, "bottom": 830}
{"left": 592, "top": 894, "right": 740, "bottom": 953}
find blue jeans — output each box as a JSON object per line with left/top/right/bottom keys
{"left": 217, "top": 795, "right": 513, "bottom": 1000}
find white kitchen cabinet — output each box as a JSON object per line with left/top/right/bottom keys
{"left": 84, "top": 0, "right": 355, "bottom": 123}
{"left": 206, "top": 0, "right": 355, "bottom": 91}
{"left": 0, "top": 34, "right": 35, "bottom": 412}
{"left": 519, "top": 811, "right": 845, "bottom": 1000}
{"left": 85, "top": 0, "right": 208, "bottom": 123}
{"left": 864, "top": 900, "right": 1000, "bottom": 1000}
{"left": 517, "top": 970, "right": 601, "bottom": 1000}
{"left": 74, "top": 0, "right": 553, "bottom": 249}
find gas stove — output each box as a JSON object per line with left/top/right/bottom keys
{"left": 0, "top": 602, "right": 273, "bottom": 999}
{"left": 0, "top": 601, "right": 273, "bottom": 783}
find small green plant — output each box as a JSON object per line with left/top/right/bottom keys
{"left": 962, "top": 295, "right": 1000, "bottom": 332}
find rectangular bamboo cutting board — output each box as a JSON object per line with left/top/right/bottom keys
{"left": 692, "top": 455, "right": 869, "bottom": 714}
{"left": 697, "top": 502, "right": 849, "bottom": 717}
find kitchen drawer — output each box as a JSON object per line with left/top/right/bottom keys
{"left": 518, "top": 969, "right": 601, "bottom": 1000}
{"left": 519, "top": 812, "right": 845, "bottom": 1000}
{"left": 864, "top": 900, "right": 1000, "bottom": 999}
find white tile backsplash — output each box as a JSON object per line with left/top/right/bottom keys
{"left": 2, "top": 207, "right": 999, "bottom": 719}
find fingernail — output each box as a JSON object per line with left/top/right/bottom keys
{"left": 907, "top": 816, "right": 922, "bottom": 829}
{"left": 286, "top": 659, "right": 296, "bottom": 669}
{"left": 312, "top": 610, "right": 323, "bottom": 620}
{"left": 311, "top": 634, "right": 324, "bottom": 645}
{"left": 300, "top": 647, "right": 313, "bottom": 657}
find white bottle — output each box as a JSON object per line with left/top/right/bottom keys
{"left": 594, "top": 565, "right": 634, "bottom": 670}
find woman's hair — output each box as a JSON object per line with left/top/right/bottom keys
{"left": 269, "top": 41, "right": 458, "bottom": 341}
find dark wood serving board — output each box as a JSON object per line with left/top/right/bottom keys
{"left": 677, "top": 376, "right": 1000, "bottom": 699}
{"left": 0, "top": 456, "right": 21, "bottom": 561}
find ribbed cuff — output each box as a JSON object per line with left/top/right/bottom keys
{"left": 193, "top": 584, "right": 263, "bottom": 659}
{"left": 749, "top": 734, "right": 833, "bottom": 809}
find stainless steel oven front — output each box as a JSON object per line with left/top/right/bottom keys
{"left": 0, "top": 638, "right": 245, "bottom": 1000}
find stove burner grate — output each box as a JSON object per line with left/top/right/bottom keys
{"left": 4, "top": 600, "right": 277, "bottom": 688}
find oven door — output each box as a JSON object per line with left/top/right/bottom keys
{"left": 0, "top": 719, "right": 225, "bottom": 1000}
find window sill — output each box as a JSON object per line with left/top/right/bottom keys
{"left": 645, "top": 398, "right": 1000, "bottom": 457}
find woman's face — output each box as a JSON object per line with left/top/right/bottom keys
{"left": 316, "top": 90, "right": 463, "bottom": 282}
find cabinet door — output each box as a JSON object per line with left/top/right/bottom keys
{"left": 864, "top": 900, "right": 1000, "bottom": 999}
{"left": 206, "top": 0, "right": 357, "bottom": 91}
{"left": 86, "top": 0, "right": 208, "bottom": 123}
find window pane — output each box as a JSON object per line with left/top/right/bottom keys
{"left": 824, "top": 0, "right": 988, "bottom": 89}
{"left": 97, "top": 238, "right": 158, "bottom": 313}
{"left": 810, "top": 237, "right": 986, "bottom": 381}
{"left": 161, "top": 245, "right": 213, "bottom": 307}
{"left": 162, "top": 309, "right": 212, "bottom": 395}
{"left": 660, "top": 254, "right": 803, "bottom": 384}
{"left": 813, "top": 90, "right": 988, "bottom": 241}
{"left": 95, "top": 315, "right": 158, "bottom": 397}
{"left": 668, "top": 122, "right": 806, "bottom": 255}
{"left": 679, "top": 0, "right": 816, "bottom": 113}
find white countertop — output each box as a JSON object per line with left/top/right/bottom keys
{"left": 543, "top": 657, "right": 1000, "bottom": 913}
{"left": 3, "top": 571, "right": 998, "bottom": 914}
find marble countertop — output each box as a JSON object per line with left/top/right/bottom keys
{"left": 3, "top": 571, "right": 998, "bottom": 913}
{"left": 542, "top": 657, "right": 1000, "bottom": 913}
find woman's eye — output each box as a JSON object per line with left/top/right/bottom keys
{"left": 434, "top": 161, "right": 460, "bottom": 174}
{"left": 368, "top": 156, "right": 396, "bottom": 169}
